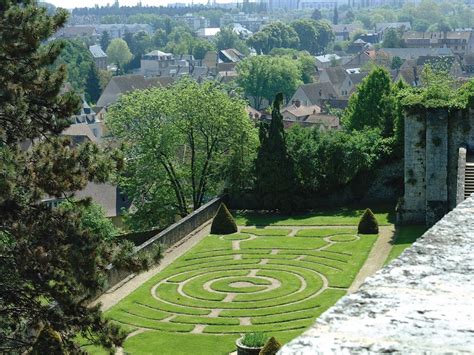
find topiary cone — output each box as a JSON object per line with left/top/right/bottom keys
{"left": 259, "top": 336, "right": 282, "bottom": 355}
{"left": 210, "top": 203, "right": 237, "bottom": 235}
{"left": 358, "top": 208, "right": 379, "bottom": 234}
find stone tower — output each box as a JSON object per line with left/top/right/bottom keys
{"left": 399, "top": 107, "right": 474, "bottom": 226}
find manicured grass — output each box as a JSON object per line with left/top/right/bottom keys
{"left": 103, "top": 225, "right": 377, "bottom": 354}
{"left": 234, "top": 205, "right": 394, "bottom": 226}
{"left": 240, "top": 228, "right": 292, "bottom": 236}
{"left": 385, "top": 225, "right": 427, "bottom": 265}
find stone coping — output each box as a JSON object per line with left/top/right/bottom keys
{"left": 279, "top": 196, "right": 474, "bottom": 354}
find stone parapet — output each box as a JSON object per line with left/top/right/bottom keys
{"left": 279, "top": 196, "right": 474, "bottom": 354}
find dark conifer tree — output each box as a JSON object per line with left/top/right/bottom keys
{"left": 100, "top": 30, "right": 110, "bottom": 51}
{"left": 255, "top": 93, "right": 298, "bottom": 212}
{"left": 85, "top": 62, "right": 102, "bottom": 103}
{"left": 0, "top": 1, "right": 157, "bottom": 352}
{"left": 333, "top": 6, "right": 339, "bottom": 25}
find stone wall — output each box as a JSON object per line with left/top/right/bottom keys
{"left": 400, "top": 107, "right": 474, "bottom": 226}
{"left": 104, "top": 197, "right": 222, "bottom": 291}
{"left": 279, "top": 195, "right": 474, "bottom": 354}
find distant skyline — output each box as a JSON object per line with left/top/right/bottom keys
{"left": 46, "top": 0, "right": 234, "bottom": 9}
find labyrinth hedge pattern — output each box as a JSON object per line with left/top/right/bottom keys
{"left": 107, "top": 226, "right": 377, "bottom": 349}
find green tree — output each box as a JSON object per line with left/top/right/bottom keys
{"left": 0, "top": 1, "right": 156, "bottom": 352}
{"left": 255, "top": 93, "right": 298, "bottom": 212}
{"left": 106, "top": 78, "right": 257, "bottom": 230}
{"left": 59, "top": 200, "right": 119, "bottom": 240}
{"left": 311, "top": 8, "right": 322, "bottom": 20}
{"left": 85, "top": 62, "right": 102, "bottom": 103}
{"left": 333, "top": 6, "right": 339, "bottom": 25}
{"left": 107, "top": 38, "right": 132, "bottom": 69}
{"left": 215, "top": 26, "right": 249, "bottom": 55}
{"left": 382, "top": 28, "right": 402, "bottom": 48}
{"left": 100, "top": 30, "right": 110, "bottom": 51}
{"left": 247, "top": 22, "right": 299, "bottom": 55}
{"left": 53, "top": 39, "right": 94, "bottom": 93}
{"left": 152, "top": 28, "right": 168, "bottom": 48}
{"left": 391, "top": 56, "right": 403, "bottom": 70}
{"left": 291, "top": 19, "right": 320, "bottom": 54}
{"left": 236, "top": 55, "right": 302, "bottom": 109}
{"left": 193, "top": 38, "right": 216, "bottom": 60}
{"left": 342, "top": 67, "right": 399, "bottom": 137}
{"left": 286, "top": 126, "right": 384, "bottom": 195}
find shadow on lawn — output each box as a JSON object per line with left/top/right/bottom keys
{"left": 234, "top": 204, "right": 396, "bottom": 226}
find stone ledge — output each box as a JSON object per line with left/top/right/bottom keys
{"left": 279, "top": 197, "right": 474, "bottom": 354}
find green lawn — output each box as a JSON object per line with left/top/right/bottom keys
{"left": 86, "top": 223, "right": 379, "bottom": 354}
{"left": 385, "top": 225, "right": 427, "bottom": 265}
{"left": 234, "top": 205, "right": 395, "bottom": 226}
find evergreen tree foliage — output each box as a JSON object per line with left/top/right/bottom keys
{"left": 333, "top": 6, "right": 339, "bottom": 25}
{"left": 100, "top": 30, "right": 110, "bottom": 52}
{"left": 311, "top": 8, "right": 322, "bottom": 20}
{"left": 0, "top": 1, "right": 157, "bottom": 352}
{"left": 259, "top": 336, "right": 282, "bottom": 355}
{"left": 85, "top": 62, "right": 102, "bottom": 103}
{"left": 255, "top": 93, "right": 298, "bottom": 212}
{"left": 358, "top": 208, "right": 379, "bottom": 234}
{"left": 210, "top": 203, "right": 238, "bottom": 235}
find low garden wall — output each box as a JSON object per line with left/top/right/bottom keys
{"left": 104, "top": 197, "right": 222, "bottom": 291}
{"left": 279, "top": 195, "right": 474, "bottom": 354}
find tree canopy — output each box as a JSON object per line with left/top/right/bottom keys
{"left": 106, "top": 78, "right": 257, "bottom": 230}
{"left": 0, "top": 1, "right": 155, "bottom": 352}
{"left": 107, "top": 38, "right": 132, "bottom": 68}
{"left": 247, "top": 22, "right": 299, "bottom": 55}
{"left": 236, "top": 55, "right": 303, "bottom": 109}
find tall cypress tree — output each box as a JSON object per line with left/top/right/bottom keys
{"left": 333, "top": 6, "right": 339, "bottom": 25}
{"left": 255, "top": 93, "right": 297, "bottom": 212}
{"left": 85, "top": 62, "right": 102, "bottom": 103}
{"left": 0, "top": 1, "right": 156, "bottom": 352}
{"left": 100, "top": 30, "right": 110, "bottom": 51}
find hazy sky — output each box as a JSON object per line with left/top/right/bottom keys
{"left": 47, "top": 0, "right": 224, "bottom": 9}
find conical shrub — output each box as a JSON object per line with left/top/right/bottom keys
{"left": 210, "top": 203, "right": 237, "bottom": 235}
{"left": 259, "top": 336, "right": 282, "bottom": 355}
{"left": 358, "top": 208, "right": 379, "bottom": 234}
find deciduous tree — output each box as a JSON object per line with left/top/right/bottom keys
{"left": 106, "top": 38, "right": 132, "bottom": 69}
{"left": 106, "top": 78, "right": 257, "bottom": 230}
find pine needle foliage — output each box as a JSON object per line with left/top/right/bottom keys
{"left": 259, "top": 336, "right": 282, "bottom": 355}
{"left": 211, "top": 203, "right": 238, "bottom": 235}
{"left": 358, "top": 208, "right": 379, "bottom": 234}
{"left": 0, "top": 1, "right": 158, "bottom": 352}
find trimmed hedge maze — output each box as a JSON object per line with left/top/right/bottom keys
{"left": 106, "top": 226, "right": 377, "bottom": 354}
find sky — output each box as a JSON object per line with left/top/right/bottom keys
{"left": 47, "top": 0, "right": 228, "bottom": 9}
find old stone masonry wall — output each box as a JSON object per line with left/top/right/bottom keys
{"left": 400, "top": 107, "right": 474, "bottom": 226}
{"left": 279, "top": 195, "right": 474, "bottom": 354}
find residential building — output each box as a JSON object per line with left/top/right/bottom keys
{"left": 290, "top": 82, "right": 338, "bottom": 107}
{"left": 319, "top": 66, "right": 367, "bottom": 97}
{"left": 70, "top": 98, "right": 105, "bottom": 140}
{"left": 281, "top": 101, "right": 322, "bottom": 121}
{"left": 55, "top": 25, "right": 96, "bottom": 39}
{"left": 218, "top": 49, "right": 244, "bottom": 63}
{"left": 268, "top": 0, "right": 298, "bottom": 10}
{"left": 376, "top": 22, "right": 411, "bottom": 39}
{"left": 315, "top": 54, "right": 341, "bottom": 69}
{"left": 220, "top": 14, "right": 268, "bottom": 32}
{"left": 175, "top": 14, "right": 209, "bottom": 31}
{"left": 140, "top": 50, "right": 175, "bottom": 76}
{"left": 332, "top": 24, "right": 362, "bottom": 42}
{"left": 93, "top": 24, "right": 153, "bottom": 38}
{"left": 196, "top": 27, "right": 220, "bottom": 40}
{"left": 89, "top": 44, "right": 107, "bottom": 70}
{"left": 402, "top": 31, "right": 474, "bottom": 56}
{"left": 298, "top": 0, "right": 337, "bottom": 9}
{"left": 378, "top": 47, "right": 454, "bottom": 61}
{"left": 96, "top": 75, "right": 162, "bottom": 108}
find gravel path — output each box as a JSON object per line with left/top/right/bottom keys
{"left": 347, "top": 226, "right": 395, "bottom": 293}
